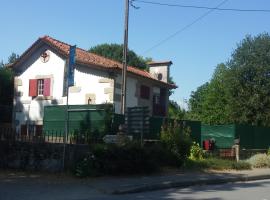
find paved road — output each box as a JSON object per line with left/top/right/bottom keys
{"left": 117, "top": 179, "right": 270, "bottom": 200}
{"left": 1, "top": 172, "right": 270, "bottom": 200}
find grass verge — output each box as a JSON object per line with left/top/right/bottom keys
{"left": 184, "top": 158, "right": 251, "bottom": 171}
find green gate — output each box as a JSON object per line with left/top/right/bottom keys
{"left": 43, "top": 104, "right": 113, "bottom": 137}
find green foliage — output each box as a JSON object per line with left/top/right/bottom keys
{"left": 168, "top": 100, "right": 186, "bottom": 120}
{"left": 0, "top": 52, "right": 18, "bottom": 107}
{"left": 7, "top": 53, "right": 19, "bottom": 64}
{"left": 185, "top": 158, "right": 251, "bottom": 171}
{"left": 231, "top": 161, "right": 252, "bottom": 170}
{"left": 188, "top": 33, "right": 270, "bottom": 126}
{"left": 188, "top": 63, "right": 231, "bottom": 124}
{"left": 185, "top": 158, "right": 233, "bottom": 170}
{"left": 75, "top": 143, "right": 159, "bottom": 177}
{"left": 75, "top": 153, "right": 99, "bottom": 177}
{"left": 89, "top": 43, "right": 151, "bottom": 70}
{"left": 160, "top": 121, "right": 192, "bottom": 166}
{"left": 226, "top": 34, "right": 270, "bottom": 126}
{"left": 75, "top": 138, "right": 194, "bottom": 177}
{"left": 188, "top": 82, "right": 210, "bottom": 122}
{"left": 0, "top": 67, "right": 14, "bottom": 105}
{"left": 189, "top": 142, "right": 204, "bottom": 160}
{"left": 247, "top": 153, "right": 270, "bottom": 168}
{"left": 267, "top": 148, "right": 270, "bottom": 156}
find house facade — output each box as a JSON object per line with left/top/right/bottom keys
{"left": 12, "top": 36, "right": 176, "bottom": 134}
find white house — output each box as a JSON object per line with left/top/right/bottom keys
{"left": 11, "top": 36, "right": 176, "bottom": 134}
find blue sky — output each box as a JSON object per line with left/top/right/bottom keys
{"left": 0, "top": 0, "right": 269, "bottom": 107}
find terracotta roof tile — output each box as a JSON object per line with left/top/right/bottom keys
{"left": 16, "top": 35, "right": 176, "bottom": 88}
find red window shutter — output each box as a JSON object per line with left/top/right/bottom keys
{"left": 44, "top": 78, "right": 51, "bottom": 96}
{"left": 29, "top": 79, "right": 37, "bottom": 97}
{"left": 140, "top": 85, "right": 150, "bottom": 99}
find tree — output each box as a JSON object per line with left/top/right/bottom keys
{"left": 89, "top": 43, "right": 151, "bottom": 70}
{"left": 0, "top": 60, "right": 4, "bottom": 68}
{"left": 7, "top": 53, "right": 19, "bottom": 64}
{"left": 0, "top": 67, "right": 13, "bottom": 105}
{"left": 195, "top": 63, "right": 231, "bottom": 124}
{"left": 168, "top": 100, "right": 186, "bottom": 120}
{"left": 188, "top": 33, "right": 270, "bottom": 126}
{"left": 0, "top": 52, "right": 18, "bottom": 106}
{"left": 227, "top": 33, "right": 270, "bottom": 126}
{"left": 188, "top": 82, "right": 210, "bottom": 122}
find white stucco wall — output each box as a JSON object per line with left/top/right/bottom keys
{"left": 68, "top": 66, "right": 113, "bottom": 105}
{"left": 149, "top": 65, "right": 169, "bottom": 83}
{"left": 15, "top": 45, "right": 66, "bottom": 129}
{"left": 114, "top": 73, "right": 138, "bottom": 114}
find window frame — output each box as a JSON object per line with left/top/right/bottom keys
{"left": 37, "top": 79, "right": 45, "bottom": 96}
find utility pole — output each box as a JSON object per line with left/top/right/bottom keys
{"left": 121, "top": 0, "right": 129, "bottom": 115}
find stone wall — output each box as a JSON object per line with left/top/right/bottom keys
{"left": 0, "top": 141, "right": 89, "bottom": 172}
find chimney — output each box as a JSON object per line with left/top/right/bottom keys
{"left": 148, "top": 61, "right": 172, "bottom": 83}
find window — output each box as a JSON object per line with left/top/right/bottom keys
{"left": 29, "top": 78, "right": 51, "bottom": 97}
{"left": 37, "top": 79, "right": 44, "bottom": 95}
{"left": 153, "top": 95, "right": 160, "bottom": 105}
{"left": 140, "top": 85, "right": 150, "bottom": 100}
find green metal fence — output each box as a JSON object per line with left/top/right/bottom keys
{"left": 201, "top": 125, "right": 235, "bottom": 148}
{"left": 202, "top": 124, "right": 270, "bottom": 149}
{"left": 43, "top": 104, "right": 201, "bottom": 143}
{"left": 147, "top": 117, "right": 201, "bottom": 143}
{"left": 236, "top": 125, "right": 270, "bottom": 149}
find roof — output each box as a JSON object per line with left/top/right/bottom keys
{"left": 148, "top": 61, "right": 173, "bottom": 66}
{"left": 12, "top": 35, "right": 176, "bottom": 89}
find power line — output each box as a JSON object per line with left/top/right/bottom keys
{"left": 134, "top": 0, "right": 270, "bottom": 13}
{"left": 142, "top": 0, "right": 229, "bottom": 54}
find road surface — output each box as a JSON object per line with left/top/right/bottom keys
{"left": 0, "top": 173, "right": 269, "bottom": 200}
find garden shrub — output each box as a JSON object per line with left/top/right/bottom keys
{"left": 160, "top": 120, "right": 192, "bottom": 167}
{"left": 75, "top": 120, "right": 194, "bottom": 177}
{"left": 189, "top": 142, "right": 204, "bottom": 160}
{"left": 247, "top": 153, "right": 270, "bottom": 168}
{"left": 75, "top": 153, "right": 99, "bottom": 177}
{"left": 75, "top": 143, "right": 159, "bottom": 177}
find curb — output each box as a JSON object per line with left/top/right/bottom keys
{"left": 110, "top": 174, "right": 270, "bottom": 194}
